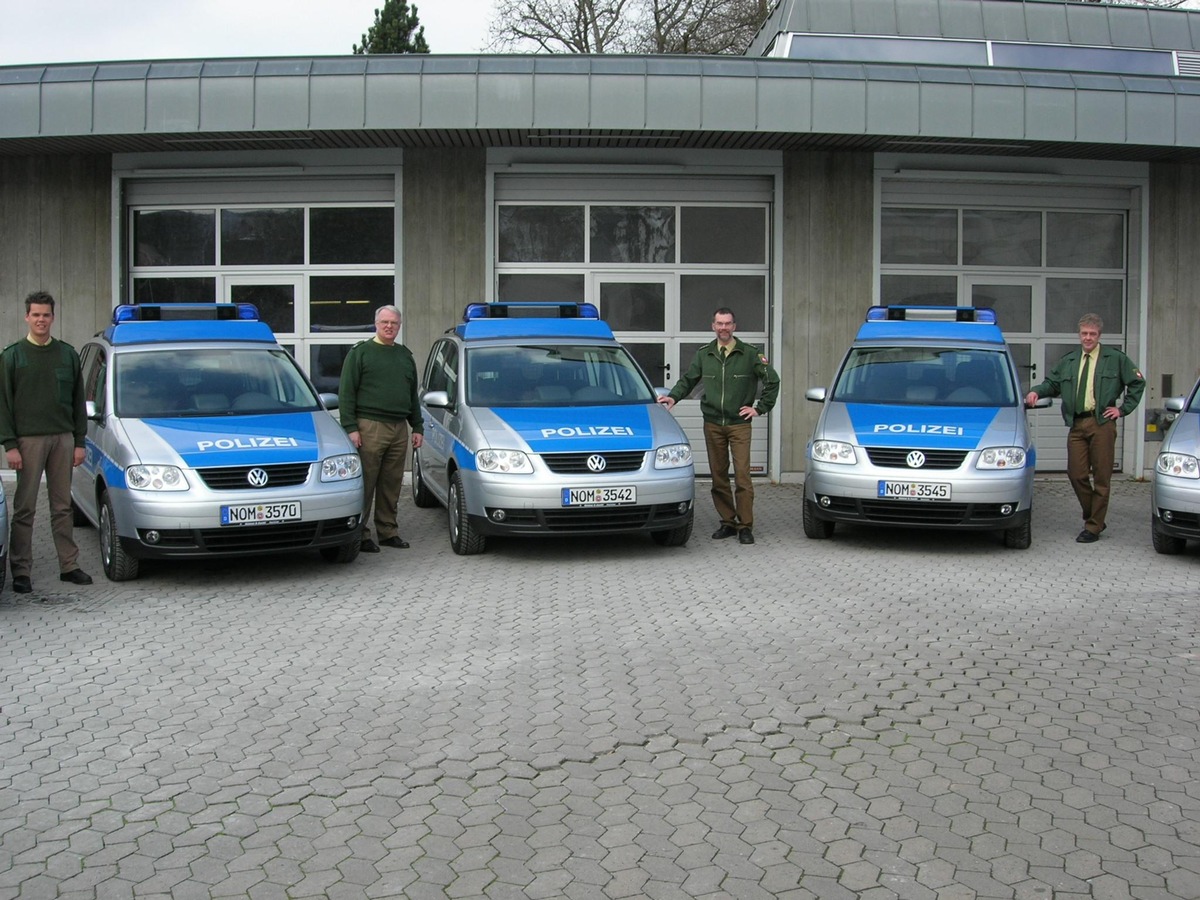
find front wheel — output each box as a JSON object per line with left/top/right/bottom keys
{"left": 448, "top": 471, "right": 486, "bottom": 555}
{"left": 1003, "top": 515, "right": 1032, "bottom": 550}
{"left": 99, "top": 491, "right": 139, "bottom": 582}
{"left": 1151, "top": 515, "right": 1186, "bottom": 555}
{"left": 320, "top": 531, "right": 361, "bottom": 564}
{"left": 411, "top": 450, "right": 438, "bottom": 509}
{"left": 651, "top": 509, "right": 693, "bottom": 547}
{"left": 803, "top": 499, "right": 835, "bottom": 539}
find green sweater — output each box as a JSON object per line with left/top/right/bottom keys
{"left": 337, "top": 338, "right": 424, "bottom": 434}
{"left": 0, "top": 338, "right": 87, "bottom": 450}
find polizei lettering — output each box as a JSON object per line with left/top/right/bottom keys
{"left": 872, "top": 424, "right": 965, "bottom": 436}
{"left": 196, "top": 436, "right": 301, "bottom": 451}
{"left": 540, "top": 426, "right": 635, "bottom": 438}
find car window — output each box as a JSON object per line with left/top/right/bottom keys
{"left": 81, "top": 344, "right": 108, "bottom": 418}
{"left": 832, "top": 347, "right": 1016, "bottom": 407}
{"left": 424, "top": 340, "right": 458, "bottom": 398}
{"left": 466, "top": 344, "right": 656, "bottom": 407}
{"left": 115, "top": 347, "right": 321, "bottom": 417}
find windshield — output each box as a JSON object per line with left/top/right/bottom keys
{"left": 115, "top": 347, "right": 322, "bottom": 417}
{"left": 466, "top": 344, "right": 656, "bottom": 406}
{"left": 832, "top": 347, "right": 1017, "bottom": 407}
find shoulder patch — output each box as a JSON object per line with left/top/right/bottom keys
{"left": 758, "top": 353, "right": 769, "bottom": 365}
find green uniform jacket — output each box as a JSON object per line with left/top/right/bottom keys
{"left": 668, "top": 338, "right": 781, "bottom": 426}
{"left": 1029, "top": 344, "right": 1145, "bottom": 425}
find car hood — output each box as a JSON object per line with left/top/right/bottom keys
{"left": 824, "top": 403, "right": 1022, "bottom": 450}
{"left": 470, "top": 404, "right": 678, "bottom": 453}
{"left": 120, "top": 412, "right": 340, "bottom": 467}
{"left": 1163, "top": 410, "right": 1200, "bottom": 455}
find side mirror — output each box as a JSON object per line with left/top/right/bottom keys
{"left": 805, "top": 387, "right": 827, "bottom": 403}
{"left": 1164, "top": 396, "right": 1187, "bottom": 413}
{"left": 85, "top": 399, "right": 101, "bottom": 420}
{"left": 422, "top": 390, "right": 452, "bottom": 410}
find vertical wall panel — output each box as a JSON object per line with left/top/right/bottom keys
{"left": 1148, "top": 162, "right": 1200, "bottom": 406}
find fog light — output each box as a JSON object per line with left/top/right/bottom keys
{"left": 347, "top": 515, "right": 359, "bottom": 528}
{"left": 1000, "top": 504, "right": 1013, "bottom": 516}
{"left": 144, "top": 530, "right": 161, "bottom": 544}
{"left": 1163, "top": 510, "right": 1174, "bottom": 523}
{"left": 677, "top": 501, "right": 690, "bottom": 514}
{"left": 490, "top": 509, "right": 507, "bottom": 522}
{"left": 819, "top": 495, "right": 831, "bottom": 508}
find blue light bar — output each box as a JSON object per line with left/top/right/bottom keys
{"left": 462, "top": 302, "right": 600, "bottom": 321}
{"left": 111, "top": 303, "right": 259, "bottom": 324}
{"left": 866, "top": 305, "right": 996, "bottom": 324}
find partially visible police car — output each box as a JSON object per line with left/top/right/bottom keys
{"left": 412, "top": 302, "right": 694, "bottom": 555}
{"left": 804, "top": 306, "right": 1048, "bottom": 549}
{"left": 71, "top": 304, "right": 363, "bottom": 581}
{"left": 1150, "top": 378, "right": 1200, "bottom": 554}
{"left": 0, "top": 479, "right": 7, "bottom": 594}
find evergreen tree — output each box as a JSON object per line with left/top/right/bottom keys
{"left": 353, "top": 0, "right": 430, "bottom": 54}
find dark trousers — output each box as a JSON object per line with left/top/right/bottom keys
{"left": 357, "top": 418, "right": 409, "bottom": 541}
{"left": 1067, "top": 416, "right": 1116, "bottom": 535}
{"left": 703, "top": 421, "right": 754, "bottom": 530}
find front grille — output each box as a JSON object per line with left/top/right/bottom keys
{"left": 542, "top": 451, "right": 646, "bottom": 474}
{"left": 865, "top": 447, "right": 968, "bottom": 470}
{"left": 197, "top": 463, "right": 312, "bottom": 490}
{"left": 858, "top": 500, "right": 1009, "bottom": 526}
{"left": 140, "top": 516, "right": 359, "bottom": 553}
{"left": 1159, "top": 509, "right": 1200, "bottom": 537}
{"left": 487, "top": 503, "right": 685, "bottom": 533}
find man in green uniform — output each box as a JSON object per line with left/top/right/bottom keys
{"left": 0, "top": 291, "right": 92, "bottom": 592}
{"left": 338, "top": 305, "right": 424, "bottom": 553}
{"left": 659, "top": 307, "right": 780, "bottom": 545}
{"left": 1026, "top": 313, "right": 1144, "bottom": 543}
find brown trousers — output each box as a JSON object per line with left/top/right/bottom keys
{"left": 10, "top": 433, "right": 80, "bottom": 577}
{"left": 703, "top": 421, "right": 755, "bottom": 530}
{"left": 1067, "top": 416, "right": 1117, "bottom": 535}
{"left": 357, "top": 418, "right": 410, "bottom": 541}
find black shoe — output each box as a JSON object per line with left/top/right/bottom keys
{"left": 360, "top": 538, "right": 381, "bottom": 553}
{"left": 1076, "top": 530, "right": 1099, "bottom": 543}
{"left": 12, "top": 575, "right": 32, "bottom": 594}
{"left": 379, "top": 536, "right": 410, "bottom": 549}
{"left": 738, "top": 528, "right": 755, "bottom": 545}
{"left": 712, "top": 525, "right": 738, "bottom": 540}
{"left": 59, "top": 569, "right": 93, "bottom": 585}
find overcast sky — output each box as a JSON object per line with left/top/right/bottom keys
{"left": 0, "top": 0, "right": 496, "bottom": 65}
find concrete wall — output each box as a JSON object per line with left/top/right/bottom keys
{"left": 401, "top": 148, "right": 487, "bottom": 358}
{"left": 0, "top": 154, "right": 112, "bottom": 348}
{"left": 1148, "top": 161, "right": 1200, "bottom": 405}
{"left": 780, "top": 150, "right": 875, "bottom": 475}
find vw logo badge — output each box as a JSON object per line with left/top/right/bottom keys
{"left": 586, "top": 455, "right": 607, "bottom": 473}
{"left": 247, "top": 467, "right": 270, "bottom": 487}
{"left": 906, "top": 451, "right": 926, "bottom": 469}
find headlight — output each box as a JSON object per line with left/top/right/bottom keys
{"left": 476, "top": 449, "right": 533, "bottom": 474}
{"left": 321, "top": 454, "right": 362, "bottom": 482}
{"left": 1157, "top": 452, "right": 1200, "bottom": 479}
{"left": 655, "top": 444, "right": 692, "bottom": 469}
{"left": 977, "top": 447, "right": 1027, "bottom": 470}
{"left": 811, "top": 441, "right": 856, "bottom": 465}
{"left": 126, "top": 464, "right": 188, "bottom": 491}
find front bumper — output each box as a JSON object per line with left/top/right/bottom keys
{"left": 1151, "top": 475, "right": 1200, "bottom": 540}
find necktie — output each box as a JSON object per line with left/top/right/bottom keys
{"left": 1076, "top": 352, "right": 1091, "bottom": 414}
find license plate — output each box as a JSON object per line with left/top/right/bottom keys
{"left": 562, "top": 486, "right": 636, "bottom": 507}
{"left": 220, "top": 501, "right": 301, "bottom": 526}
{"left": 877, "top": 481, "right": 951, "bottom": 501}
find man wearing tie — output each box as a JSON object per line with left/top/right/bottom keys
{"left": 1026, "top": 313, "right": 1144, "bottom": 543}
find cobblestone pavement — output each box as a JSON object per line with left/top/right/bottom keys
{"left": 1, "top": 476, "right": 1198, "bottom": 899}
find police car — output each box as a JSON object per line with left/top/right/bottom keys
{"left": 1150, "top": 377, "right": 1200, "bottom": 554}
{"left": 804, "top": 306, "right": 1047, "bottom": 549}
{"left": 70, "top": 304, "right": 363, "bottom": 581}
{"left": 0, "top": 480, "right": 7, "bottom": 594}
{"left": 412, "top": 302, "right": 694, "bottom": 554}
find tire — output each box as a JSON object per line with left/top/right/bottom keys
{"left": 651, "top": 509, "right": 694, "bottom": 547}
{"left": 320, "top": 531, "right": 361, "bottom": 564}
{"left": 72, "top": 500, "right": 91, "bottom": 527}
{"left": 411, "top": 450, "right": 438, "bottom": 509}
{"left": 0, "top": 554, "right": 6, "bottom": 595}
{"left": 1003, "top": 515, "right": 1032, "bottom": 550}
{"left": 803, "top": 499, "right": 835, "bottom": 539}
{"left": 99, "top": 491, "right": 139, "bottom": 582}
{"left": 447, "top": 471, "right": 486, "bottom": 555}
{"left": 1152, "top": 514, "right": 1186, "bottom": 555}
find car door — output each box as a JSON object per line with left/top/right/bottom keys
{"left": 71, "top": 343, "right": 108, "bottom": 524}
{"left": 418, "top": 339, "right": 458, "bottom": 502}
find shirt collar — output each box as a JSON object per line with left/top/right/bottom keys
{"left": 25, "top": 335, "right": 53, "bottom": 348}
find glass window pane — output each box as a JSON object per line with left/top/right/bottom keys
{"left": 221, "top": 208, "right": 304, "bottom": 265}
{"left": 679, "top": 275, "right": 766, "bottom": 331}
{"left": 880, "top": 274, "right": 957, "bottom": 306}
{"left": 1008, "top": 342, "right": 1033, "bottom": 394}
{"left": 599, "top": 282, "right": 665, "bottom": 332}
{"left": 310, "top": 207, "right": 395, "bottom": 264}
{"left": 681, "top": 207, "right": 765, "bottom": 264}
{"left": 962, "top": 210, "right": 1041, "bottom": 267}
{"left": 623, "top": 342, "right": 667, "bottom": 387}
{"left": 134, "top": 210, "right": 215, "bottom": 266}
{"left": 590, "top": 206, "right": 675, "bottom": 264}
{"left": 1046, "top": 212, "right": 1124, "bottom": 269}
{"left": 1045, "top": 278, "right": 1123, "bottom": 334}
{"left": 498, "top": 206, "right": 584, "bottom": 262}
{"left": 310, "top": 344, "right": 354, "bottom": 394}
{"left": 133, "top": 277, "right": 217, "bottom": 304}
{"left": 880, "top": 208, "right": 957, "bottom": 265}
{"left": 230, "top": 283, "right": 296, "bottom": 335}
{"left": 970, "top": 283, "right": 1032, "bottom": 332}
{"left": 497, "top": 273, "right": 585, "bottom": 303}
{"left": 310, "top": 275, "right": 393, "bottom": 332}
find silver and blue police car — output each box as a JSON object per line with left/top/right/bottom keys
{"left": 1151, "top": 379, "right": 1200, "bottom": 554}
{"left": 70, "top": 304, "right": 363, "bottom": 581}
{"left": 804, "top": 305, "right": 1048, "bottom": 549}
{"left": 412, "top": 302, "right": 694, "bottom": 555}
{"left": 0, "top": 478, "right": 7, "bottom": 594}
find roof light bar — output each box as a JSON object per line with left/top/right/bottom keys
{"left": 866, "top": 305, "right": 996, "bottom": 324}
{"left": 463, "top": 302, "right": 600, "bottom": 322}
{"left": 112, "top": 303, "right": 259, "bottom": 324}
